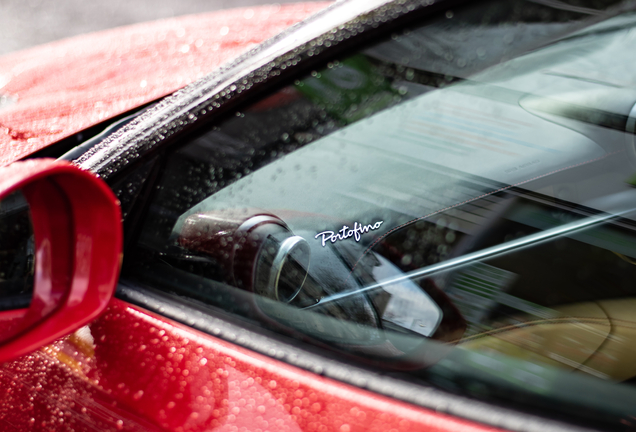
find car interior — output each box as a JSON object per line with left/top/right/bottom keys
{"left": 113, "top": 0, "right": 636, "bottom": 427}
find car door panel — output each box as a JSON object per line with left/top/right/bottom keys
{"left": 0, "top": 297, "right": 503, "bottom": 432}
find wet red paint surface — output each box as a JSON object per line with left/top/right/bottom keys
{"left": 0, "top": 3, "right": 329, "bottom": 166}
{"left": 0, "top": 298, "right": 503, "bottom": 431}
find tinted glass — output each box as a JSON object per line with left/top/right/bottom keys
{"left": 124, "top": 0, "right": 636, "bottom": 427}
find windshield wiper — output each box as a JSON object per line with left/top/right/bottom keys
{"left": 526, "top": 0, "right": 605, "bottom": 16}
{"left": 307, "top": 206, "right": 635, "bottom": 310}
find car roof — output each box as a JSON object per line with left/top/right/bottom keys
{"left": 0, "top": 3, "right": 329, "bottom": 166}
{"left": 74, "top": 0, "right": 406, "bottom": 177}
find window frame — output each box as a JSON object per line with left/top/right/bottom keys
{"left": 74, "top": 0, "right": 617, "bottom": 430}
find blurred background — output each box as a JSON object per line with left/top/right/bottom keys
{"left": 0, "top": 0, "right": 305, "bottom": 56}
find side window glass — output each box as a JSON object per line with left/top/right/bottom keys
{"left": 123, "top": 0, "right": 636, "bottom": 427}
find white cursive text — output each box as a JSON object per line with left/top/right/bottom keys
{"left": 315, "top": 221, "right": 384, "bottom": 247}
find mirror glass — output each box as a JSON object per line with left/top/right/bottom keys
{"left": 0, "top": 190, "right": 34, "bottom": 338}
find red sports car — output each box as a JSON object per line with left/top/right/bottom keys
{"left": 1, "top": 0, "right": 635, "bottom": 430}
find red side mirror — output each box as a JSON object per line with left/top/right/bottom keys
{"left": 0, "top": 159, "right": 122, "bottom": 362}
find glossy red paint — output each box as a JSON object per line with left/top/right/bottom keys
{"left": 0, "top": 298, "right": 503, "bottom": 432}
{"left": 0, "top": 160, "right": 122, "bottom": 362}
{"left": 0, "top": 3, "right": 330, "bottom": 166}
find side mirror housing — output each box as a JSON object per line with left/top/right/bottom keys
{"left": 0, "top": 159, "right": 122, "bottom": 362}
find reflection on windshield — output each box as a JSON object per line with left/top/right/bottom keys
{"left": 128, "top": 1, "right": 636, "bottom": 428}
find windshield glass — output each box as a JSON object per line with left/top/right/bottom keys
{"left": 125, "top": 0, "right": 636, "bottom": 428}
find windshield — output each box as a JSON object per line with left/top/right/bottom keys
{"left": 125, "top": 0, "right": 636, "bottom": 428}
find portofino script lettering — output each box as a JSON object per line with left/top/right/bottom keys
{"left": 315, "top": 221, "right": 384, "bottom": 247}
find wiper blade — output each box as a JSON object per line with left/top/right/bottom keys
{"left": 308, "top": 206, "right": 635, "bottom": 309}
{"left": 526, "top": 0, "right": 605, "bottom": 16}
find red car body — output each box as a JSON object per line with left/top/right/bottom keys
{"left": 0, "top": 4, "right": 328, "bottom": 165}
{"left": 0, "top": 4, "right": 501, "bottom": 431}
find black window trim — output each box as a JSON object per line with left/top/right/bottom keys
{"left": 73, "top": 0, "right": 470, "bottom": 179}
